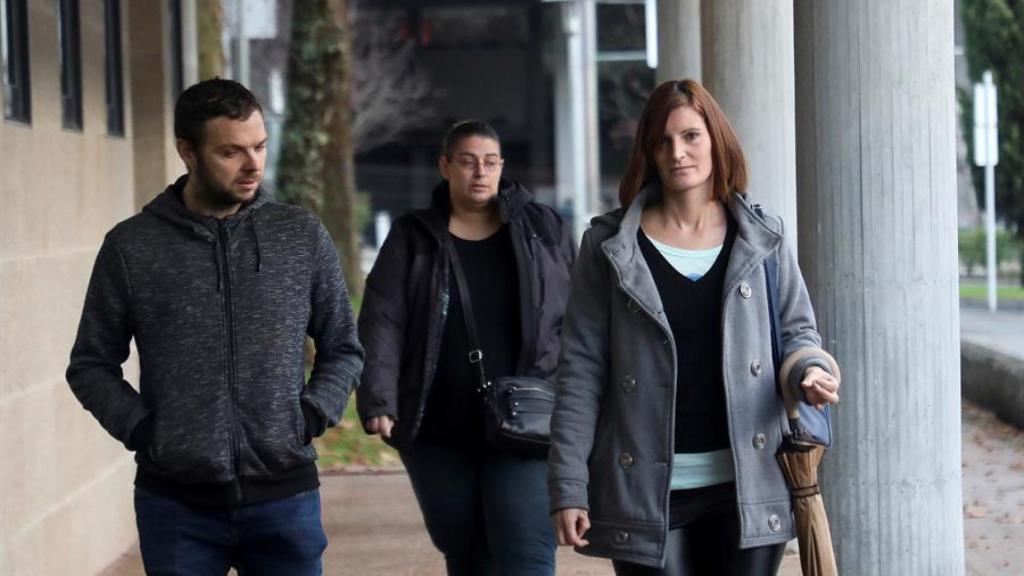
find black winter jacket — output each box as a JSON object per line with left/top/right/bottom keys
{"left": 66, "top": 176, "right": 364, "bottom": 507}
{"left": 356, "top": 180, "right": 576, "bottom": 449}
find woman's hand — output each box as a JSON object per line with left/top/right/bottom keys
{"left": 553, "top": 508, "right": 591, "bottom": 547}
{"left": 365, "top": 415, "right": 395, "bottom": 439}
{"left": 802, "top": 366, "right": 840, "bottom": 410}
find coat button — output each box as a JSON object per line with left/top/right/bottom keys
{"left": 750, "top": 360, "right": 763, "bottom": 376}
{"left": 739, "top": 282, "right": 753, "bottom": 299}
{"left": 752, "top": 433, "right": 767, "bottom": 450}
{"left": 768, "top": 514, "right": 782, "bottom": 532}
{"left": 621, "top": 375, "right": 637, "bottom": 392}
{"left": 619, "top": 453, "right": 634, "bottom": 469}
{"left": 614, "top": 530, "right": 630, "bottom": 545}
{"left": 626, "top": 299, "right": 640, "bottom": 313}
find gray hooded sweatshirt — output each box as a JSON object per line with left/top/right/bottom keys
{"left": 67, "top": 176, "right": 364, "bottom": 507}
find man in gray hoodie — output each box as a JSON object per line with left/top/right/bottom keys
{"left": 66, "top": 78, "right": 364, "bottom": 575}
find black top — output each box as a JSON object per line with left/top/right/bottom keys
{"left": 418, "top": 225, "right": 522, "bottom": 447}
{"left": 638, "top": 216, "right": 737, "bottom": 454}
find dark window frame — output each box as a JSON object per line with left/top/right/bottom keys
{"left": 58, "top": 0, "right": 83, "bottom": 130}
{"left": 104, "top": 0, "right": 123, "bottom": 135}
{"left": 2, "top": 0, "right": 32, "bottom": 123}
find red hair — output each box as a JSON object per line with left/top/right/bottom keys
{"left": 618, "top": 79, "right": 748, "bottom": 206}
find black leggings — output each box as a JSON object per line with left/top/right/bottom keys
{"left": 611, "top": 492, "right": 784, "bottom": 576}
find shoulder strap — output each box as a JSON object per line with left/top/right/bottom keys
{"left": 443, "top": 234, "right": 489, "bottom": 390}
{"left": 762, "top": 228, "right": 802, "bottom": 431}
{"left": 764, "top": 255, "right": 782, "bottom": 373}
{"left": 756, "top": 205, "right": 791, "bottom": 418}
{"left": 753, "top": 205, "right": 784, "bottom": 373}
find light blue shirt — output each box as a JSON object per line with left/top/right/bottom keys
{"left": 671, "top": 449, "right": 736, "bottom": 490}
{"left": 645, "top": 235, "right": 722, "bottom": 281}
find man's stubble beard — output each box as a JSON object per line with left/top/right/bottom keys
{"left": 193, "top": 154, "right": 252, "bottom": 211}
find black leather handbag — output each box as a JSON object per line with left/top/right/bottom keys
{"left": 445, "top": 235, "right": 554, "bottom": 458}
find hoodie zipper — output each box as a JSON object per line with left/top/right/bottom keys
{"left": 217, "top": 221, "right": 244, "bottom": 502}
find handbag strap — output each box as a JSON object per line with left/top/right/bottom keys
{"left": 754, "top": 206, "right": 783, "bottom": 371}
{"left": 755, "top": 205, "right": 798, "bottom": 422}
{"left": 443, "top": 233, "right": 489, "bottom": 391}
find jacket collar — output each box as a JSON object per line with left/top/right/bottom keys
{"left": 417, "top": 178, "right": 533, "bottom": 240}
{"left": 599, "top": 182, "right": 784, "bottom": 315}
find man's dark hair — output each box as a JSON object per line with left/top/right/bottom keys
{"left": 441, "top": 120, "right": 501, "bottom": 158}
{"left": 174, "top": 78, "right": 263, "bottom": 148}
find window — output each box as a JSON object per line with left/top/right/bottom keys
{"left": 58, "top": 0, "right": 82, "bottom": 129}
{"left": 104, "top": 0, "right": 123, "bottom": 135}
{"left": 2, "top": 0, "right": 31, "bottom": 122}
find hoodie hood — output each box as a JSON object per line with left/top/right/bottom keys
{"left": 143, "top": 174, "right": 272, "bottom": 242}
{"left": 143, "top": 174, "right": 273, "bottom": 288}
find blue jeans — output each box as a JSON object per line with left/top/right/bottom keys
{"left": 401, "top": 443, "right": 556, "bottom": 576}
{"left": 134, "top": 488, "right": 326, "bottom": 576}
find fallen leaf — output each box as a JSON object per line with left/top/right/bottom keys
{"left": 965, "top": 506, "right": 989, "bottom": 519}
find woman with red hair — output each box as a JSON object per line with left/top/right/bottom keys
{"left": 547, "top": 80, "right": 842, "bottom": 575}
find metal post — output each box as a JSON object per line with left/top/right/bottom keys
{"left": 563, "top": 2, "right": 587, "bottom": 240}
{"left": 581, "top": 0, "right": 600, "bottom": 218}
{"left": 985, "top": 163, "right": 997, "bottom": 311}
{"left": 980, "top": 71, "right": 998, "bottom": 312}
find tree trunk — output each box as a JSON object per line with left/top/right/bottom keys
{"left": 324, "top": 0, "right": 363, "bottom": 297}
{"left": 197, "top": 0, "right": 223, "bottom": 80}
{"left": 277, "top": 0, "right": 363, "bottom": 298}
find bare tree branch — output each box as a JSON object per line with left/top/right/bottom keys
{"left": 350, "top": 4, "right": 435, "bottom": 153}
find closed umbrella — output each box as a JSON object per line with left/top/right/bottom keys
{"left": 776, "top": 438, "right": 838, "bottom": 576}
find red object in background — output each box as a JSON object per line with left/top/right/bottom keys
{"left": 420, "top": 19, "right": 432, "bottom": 46}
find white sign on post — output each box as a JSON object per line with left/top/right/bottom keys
{"left": 973, "top": 71, "right": 999, "bottom": 312}
{"left": 973, "top": 73, "right": 998, "bottom": 167}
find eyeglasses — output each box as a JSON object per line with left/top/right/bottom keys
{"left": 450, "top": 155, "right": 504, "bottom": 174}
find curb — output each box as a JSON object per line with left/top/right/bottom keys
{"left": 961, "top": 340, "right": 1024, "bottom": 430}
{"left": 960, "top": 297, "right": 1024, "bottom": 311}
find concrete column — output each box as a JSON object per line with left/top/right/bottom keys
{"left": 794, "top": 2, "right": 963, "bottom": 574}
{"left": 181, "top": 0, "right": 199, "bottom": 87}
{"left": 701, "top": 1, "right": 797, "bottom": 249}
{"left": 656, "top": 0, "right": 701, "bottom": 83}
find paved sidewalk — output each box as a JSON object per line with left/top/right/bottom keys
{"left": 101, "top": 398, "right": 1023, "bottom": 575}
{"left": 99, "top": 307, "right": 1022, "bottom": 575}
{"left": 961, "top": 402, "right": 1024, "bottom": 576}
{"left": 101, "top": 471, "right": 800, "bottom": 575}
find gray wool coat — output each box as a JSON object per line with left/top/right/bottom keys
{"left": 548, "top": 184, "right": 838, "bottom": 567}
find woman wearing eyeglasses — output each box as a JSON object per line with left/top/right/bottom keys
{"left": 356, "top": 120, "right": 575, "bottom": 575}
